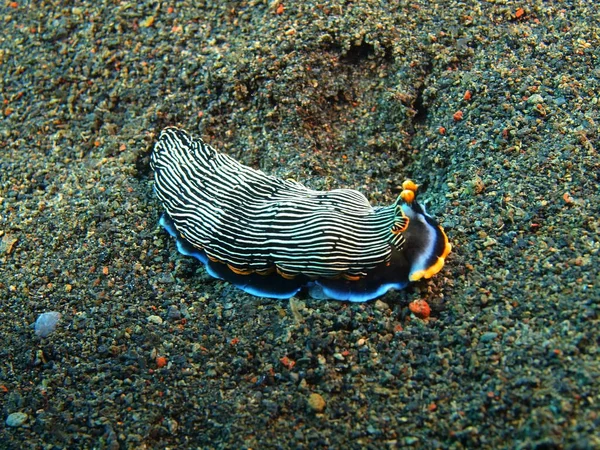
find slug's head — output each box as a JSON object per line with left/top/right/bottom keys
{"left": 391, "top": 180, "right": 451, "bottom": 282}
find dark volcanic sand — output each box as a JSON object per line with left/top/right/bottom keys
{"left": 1, "top": 1, "right": 598, "bottom": 448}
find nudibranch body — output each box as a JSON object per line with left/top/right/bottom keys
{"left": 151, "top": 127, "right": 451, "bottom": 302}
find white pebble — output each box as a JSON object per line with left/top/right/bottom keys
{"left": 6, "top": 412, "right": 28, "bottom": 427}
{"left": 528, "top": 93, "right": 544, "bottom": 104}
{"left": 147, "top": 315, "right": 163, "bottom": 325}
{"left": 35, "top": 311, "right": 62, "bottom": 338}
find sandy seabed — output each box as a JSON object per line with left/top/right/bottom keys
{"left": 1, "top": 1, "right": 598, "bottom": 448}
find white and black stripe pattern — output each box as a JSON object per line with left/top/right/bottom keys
{"left": 151, "top": 127, "right": 407, "bottom": 279}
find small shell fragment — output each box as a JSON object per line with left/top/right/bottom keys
{"left": 34, "top": 311, "right": 62, "bottom": 338}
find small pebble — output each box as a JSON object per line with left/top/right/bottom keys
{"left": 35, "top": 311, "right": 62, "bottom": 338}
{"left": 307, "top": 393, "right": 326, "bottom": 412}
{"left": 374, "top": 300, "right": 390, "bottom": 312}
{"left": 528, "top": 93, "right": 544, "bottom": 104}
{"left": 409, "top": 300, "right": 431, "bottom": 319}
{"left": 147, "top": 315, "right": 163, "bottom": 325}
{"left": 157, "top": 273, "right": 175, "bottom": 284}
{"left": 480, "top": 332, "right": 499, "bottom": 343}
{"left": 156, "top": 356, "right": 167, "bottom": 368}
{"left": 167, "top": 306, "right": 181, "bottom": 320}
{"left": 333, "top": 352, "right": 344, "bottom": 361}
{"left": 6, "top": 412, "right": 28, "bottom": 427}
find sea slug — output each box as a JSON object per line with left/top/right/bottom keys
{"left": 151, "top": 127, "right": 451, "bottom": 302}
